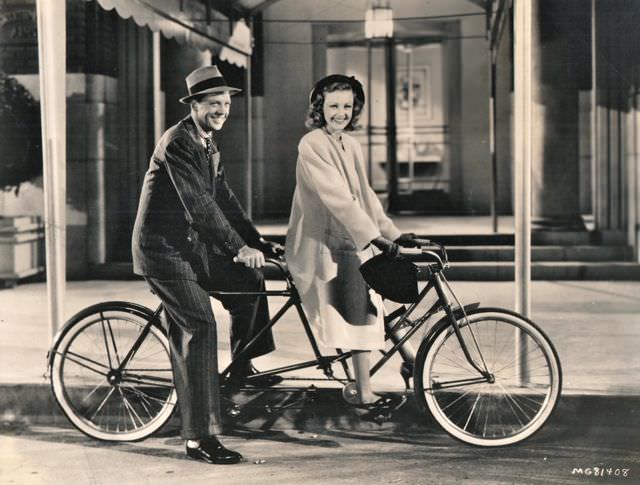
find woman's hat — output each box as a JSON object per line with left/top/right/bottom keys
{"left": 309, "top": 74, "right": 365, "bottom": 105}
{"left": 179, "top": 65, "right": 241, "bottom": 104}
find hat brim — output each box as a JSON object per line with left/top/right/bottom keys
{"left": 180, "top": 86, "right": 242, "bottom": 104}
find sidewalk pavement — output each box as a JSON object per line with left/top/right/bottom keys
{"left": 1, "top": 278, "right": 639, "bottom": 425}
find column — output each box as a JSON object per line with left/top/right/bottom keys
{"left": 530, "top": 0, "right": 583, "bottom": 230}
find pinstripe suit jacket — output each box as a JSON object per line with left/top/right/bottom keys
{"left": 132, "top": 116, "right": 261, "bottom": 281}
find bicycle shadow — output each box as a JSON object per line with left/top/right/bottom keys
{"left": 218, "top": 387, "right": 452, "bottom": 447}
{"left": 0, "top": 419, "right": 341, "bottom": 459}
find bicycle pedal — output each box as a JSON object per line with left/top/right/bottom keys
{"left": 226, "top": 404, "right": 242, "bottom": 418}
{"left": 392, "top": 394, "right": 408, "bottom": 411}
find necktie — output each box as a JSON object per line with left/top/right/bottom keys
{"left": 205, "top": 137, "right": 220, "bottom": 181}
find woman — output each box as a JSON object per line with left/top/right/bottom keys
{"left": 285, "top": 74, "right": 415, "bottom": 410}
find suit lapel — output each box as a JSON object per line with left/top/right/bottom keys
{"left": 181, "top": 117, "right": 216, "bottom": 194}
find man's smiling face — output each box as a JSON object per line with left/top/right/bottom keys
{"left": 192, "top": 92, "right": 231, "bottom": 132}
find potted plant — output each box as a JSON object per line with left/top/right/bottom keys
{"left": 0, "top": 71, "right": 45, "bottom": 286}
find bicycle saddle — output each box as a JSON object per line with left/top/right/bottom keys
{"left": 359, "top": 254, "right": 419, "bottom": 303}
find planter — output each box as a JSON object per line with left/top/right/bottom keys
{"left": 0, "top": 216, "right": 45, "bottom": 287}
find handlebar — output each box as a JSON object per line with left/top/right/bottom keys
{"left": 398, "top": 239, "right": 449, "bottom": 269}
{"left": 232, "top": 238, "right": 449, "bottom": 271}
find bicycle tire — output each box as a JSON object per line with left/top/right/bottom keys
{"left": 50, "top": 302, "right": 177, "bottom": 442}
{"left": 414, "top": 308, "right": 561, "bottom": 447}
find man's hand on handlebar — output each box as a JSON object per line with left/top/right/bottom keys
{"left": 235, "top": 245, "right": 265, "bottom": 268}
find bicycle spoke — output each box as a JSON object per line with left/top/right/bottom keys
{"left": 122, "top": 386, "right": 155, "bottom": 420}
{"left": 80, "top": 380, "right": 111, "bottom": 405}
{"left": 120, "top": 374, "right": 174, "bottom": 387}
{"left": 463, "top": 392, "right": 481, "bottom": 431}
{"left": 437, "top": 388, "right": 473, "bottom": 412}
{"left": 495, "top": 381, "right": 530, "bottom": 426}
{"left": 435, "top": 342, "right": 475, "bottom": 372}
{"left": 117, "top": 387, "right": 144, "bottom": 429}
{"left": 89, "top": 386, "right": 116, "bottom": 421}
{"left": 121, "top": 383, "right": 173, "bottom": 407}
{"left": 493, "top": 344, "right": 547, "bottom": 376}
{"left": 100, "top": 316, "right": 114, "bottom": 369}
{"left": 482, "top": 394, "right": 491, "bottom": 437}
{"left": 105, "top": 317, "right": 123, "bottom": 367}
{"left": 61, "top": 350, "right": 110, "bottom": 376}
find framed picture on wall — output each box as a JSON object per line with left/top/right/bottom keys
{"left": 396, "top": 65, "right": 431, "bottom": 120}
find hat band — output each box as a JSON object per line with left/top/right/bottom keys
{"left": 189, "top": 76, "right": 227, "bottom": 95}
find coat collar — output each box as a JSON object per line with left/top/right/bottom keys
{"left": 180, "top": 115, "right": 200, "bottom": 144}
{"left": 182, "top": 115, "right": 218, "bottom": 150}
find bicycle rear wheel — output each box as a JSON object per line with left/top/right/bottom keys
{"left": 50, "top": 302, "right": 177, "bottom": 441}
{"left": 414, "top": 308, "right": 561, "bottom": 447}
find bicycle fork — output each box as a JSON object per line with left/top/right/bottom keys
{"left": 430, "top": 272, "right": 495, "bottom": 385}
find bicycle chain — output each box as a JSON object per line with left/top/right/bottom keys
{"left": 279, "top": 376, "right": 352, "bottom": 383}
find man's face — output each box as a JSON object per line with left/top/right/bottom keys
{"left": 322, "top": 89, "right": 354, "bottom": 134}
{"left": 192, "top": 92, "right": 231, "bottom": 132}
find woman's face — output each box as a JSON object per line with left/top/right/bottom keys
{"left": 322, "top": 89, "right": 354, "bottom": 134}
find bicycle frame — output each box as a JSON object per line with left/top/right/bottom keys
{"left": 215, "top": 259, "right": 353, "bottom": 384}
{"left": 214, "top": 256, "right": 491, "bottom": 387}
{"left": 107, "top": 253, "right": 491, "bottom": 388}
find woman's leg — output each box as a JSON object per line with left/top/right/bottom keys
{"left": 352, "top": 350, "right": 378, "bottom": 404}
{"left": 384, "top": 313, "right": 415, "bottom": 363}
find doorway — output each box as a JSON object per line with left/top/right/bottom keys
{"left": 327, "top": 40, "right": 450, "bottom": 213}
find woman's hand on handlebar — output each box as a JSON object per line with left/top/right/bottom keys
{"left": 394, "top": 232, "right": 419, "bottom": 248}
{"left": 395, "top": 233, "right": 433, "bottom": 249}
{"left": 371, "top": 236, "right": 400, "bottom": 259}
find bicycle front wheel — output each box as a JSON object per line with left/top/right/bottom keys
{"left": 50, "top": 302, "right": 177, "bottom": 441}
{"left": 414, "top": 308, "right": 561, "bottom": 447}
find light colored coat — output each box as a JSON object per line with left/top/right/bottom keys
{"left": 285, "top": 128, "right": 402, "bottom": 350}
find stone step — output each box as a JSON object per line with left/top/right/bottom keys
{"left": 263, "top": 234, "right": 515, "bottom": 246}
{"left": 446, "top": 245, "right": 633, "bottom": 262}
{"left": 263, "top": 231, "right": 627, "bottom": 247}
{"left": 442, "top": 261, "right": 640, "bottom": 281}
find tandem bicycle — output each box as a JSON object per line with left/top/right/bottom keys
{"left": 47, "top": 240, "right": 562, "bottom": 447}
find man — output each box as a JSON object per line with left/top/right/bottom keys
{"left": 132, "top": 65, "right": 281, "bottom": 465}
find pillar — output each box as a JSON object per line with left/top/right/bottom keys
{"left": 530, "top": 0, "right": 584, "bottom": 230}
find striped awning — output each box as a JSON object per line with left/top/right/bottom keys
{"left": 91, "top": 0, "right": 247, "bottom": 56}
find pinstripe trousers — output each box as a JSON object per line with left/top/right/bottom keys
{"left": 145, "top": 259, "right": 275, "bottom": 439}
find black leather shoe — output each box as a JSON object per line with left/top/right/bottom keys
{"left": 186, "top": 437, "right": 243, "bottom": 465}
{"left": 228, "top": 364, "right": 283, "bottom": 388}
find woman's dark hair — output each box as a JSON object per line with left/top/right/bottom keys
{"left": 305, "top": 81, "right": 364, "bottom": 131}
